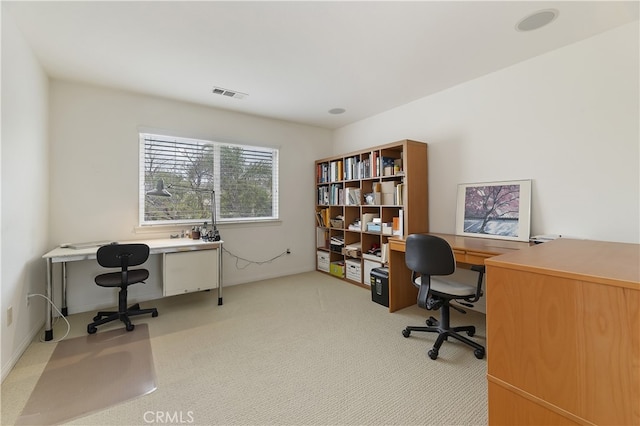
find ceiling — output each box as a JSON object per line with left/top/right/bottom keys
{"left": 4, "top": 1, "right": 638, "bottom": 129}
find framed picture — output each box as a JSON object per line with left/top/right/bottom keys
{"left": 456, "top": 179, "right": 532, "bottom": 242}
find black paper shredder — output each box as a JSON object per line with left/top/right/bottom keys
{"left": 370, "top": 267, "right": 389, "bottom": 307}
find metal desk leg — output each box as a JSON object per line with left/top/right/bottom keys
{"left": 61, "top": 262, "right": 68, "bottom": 316}
{"left": 218, "top": 244, "right": 223, "bottom": 305}
{"left": 44, "top": 259, "right": 54, "bottom": 341}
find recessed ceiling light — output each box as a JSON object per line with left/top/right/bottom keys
{"left": 328, "top": 108, "right": 346, "bottom": 115}
{"left": 516, "top": 9, "right": 558, "bottom": 32}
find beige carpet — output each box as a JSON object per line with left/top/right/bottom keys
{"left": 2, "top": 272, "right": 487, "bottom": 425}
{"left": 15, "top": 324, "right": 156, "bottom": 425}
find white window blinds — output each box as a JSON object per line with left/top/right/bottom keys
{"left": 140, "top": 133, "right": 279, "bottom": 225}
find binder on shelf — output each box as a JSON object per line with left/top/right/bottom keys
{"left": 394, "top": 209, "right": 404, "bottom": 236}
{"left": 395, "top": 183, "right": 404, "bottom": 205}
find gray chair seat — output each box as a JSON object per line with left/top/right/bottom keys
{"left": 95, "top": 269, "right": 150, "bottom": 287}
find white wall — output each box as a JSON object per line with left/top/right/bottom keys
{"left": 48, "top": 81, "right": 332, "bottom": 313}
{"left": 1, "top": 12, "right": 50, "bottom": 380}
{"left": 333, "top": 22, "right": 640, "bottom": 244}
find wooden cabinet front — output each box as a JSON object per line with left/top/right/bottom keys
{"left": 486, "top": 239, "right": 640, "bottom": 425}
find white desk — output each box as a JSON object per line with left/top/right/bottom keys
{"left": 42, "top": 238, "right": 223, "bottom": 341}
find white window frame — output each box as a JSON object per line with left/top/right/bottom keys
{"left": 139, "top": 133, "right": 279, "bottom": 226}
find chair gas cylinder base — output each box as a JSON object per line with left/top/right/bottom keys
{"left": 87, "top": 243, "right": 158, "bottom": 334}
{"left": 401, "top": 234, "right": 486, "bottom": 360}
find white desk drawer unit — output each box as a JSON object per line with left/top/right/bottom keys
{"left": 163, "top": 249, "right": 219, "bottom": 296}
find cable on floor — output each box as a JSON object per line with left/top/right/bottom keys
{"left": 28, "top": 293, "right": 71, "bottom": 343}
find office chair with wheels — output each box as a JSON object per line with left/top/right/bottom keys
{"left": 401, "top": 234, "right": 486, "bottom": 360}
{"left": 87, "top": 243, "right": 158, "bottom": 334}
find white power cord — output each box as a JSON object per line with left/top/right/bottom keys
{"left": 28, "top": 293, "right": 71, "bottom": 343}
{"left": 222, "top": 247, "right": 289, "bottom": 270}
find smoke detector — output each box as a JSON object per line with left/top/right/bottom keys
{"left": 212, "top": 86, "right": 248, "bottom": 99}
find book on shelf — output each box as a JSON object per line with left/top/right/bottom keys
{"left": 381, "top": 243, "right": 389, "bottom": 264}
{"left": 395, "top": 183, "right": 404, "bottom": 205}
{"left": 371, "top": 151, "right": 378, "bottom": 177}
{"left": 381, "top": 156, "right": 396, "bottom": 176}
{"left": 316, "top": 228, "right": 329, "bottom": 248}
{"left": 362, "top": 213, "right": 379, "bottom": 228}
{"left": 316, "top": 208, "right": 330, "bottom": 227}
{"left": 393, "top": 209, "right": 404, "bottom": 236}
{"left": 345, "top": 187, "right": 361, "bottom": 205}
{"left": 344, "top": 156, "right": 362, "bottom": 180}
{"left": 329, "top": 160, "right": 343, "bottom": 182}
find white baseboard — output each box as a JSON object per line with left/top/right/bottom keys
{"left": 1, "top": 320, "right": 45, "bottom": 383}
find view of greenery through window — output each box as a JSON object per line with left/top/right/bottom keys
{"left": 140, "top": 134, "right": 278, "bottom": 225}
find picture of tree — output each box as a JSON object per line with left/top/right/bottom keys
{"left": 455, "top": 180, "right": 531, "bottom": 241}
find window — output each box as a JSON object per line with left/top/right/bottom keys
{"left": 140, "top": 133, "right": 279, "bottom": 226}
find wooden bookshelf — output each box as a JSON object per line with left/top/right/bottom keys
{"left": 315, "top": 140, "right": 428, "bottom": 287}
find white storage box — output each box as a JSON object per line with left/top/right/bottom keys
{"left": 363, "top": 259, "right": 383, "bottom": 286}
{"left": 345, "top": 259, "right": 362, "bottom": 282}
{"left": 316, "top": 251, "right": 330, "bottom": 272}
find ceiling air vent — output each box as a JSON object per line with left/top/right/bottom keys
{"left": 212, "top": 86, "right": 248, "bottom": 99}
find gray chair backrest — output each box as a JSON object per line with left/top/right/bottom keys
{"left": 405, "top": 234, "right": 456, "bottom": 276}
{"left": 96, "top": 243, "right": 150, "bottom": 269}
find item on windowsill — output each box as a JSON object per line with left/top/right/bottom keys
{"left": 191, "top": 227, "right": 200, "bottom": 240}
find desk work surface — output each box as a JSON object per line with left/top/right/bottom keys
{"left": 389, "top": 233, "right": 529, "bottom": 256}
{"left": 386, "top": 233, "right": 531, "bottom": 313}
{"left": 43, "top": 238, "right": 222, "bottom": 262}
{"left": 485, "top": 237, "right": 640, "bottom": 289}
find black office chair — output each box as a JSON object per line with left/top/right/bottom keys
{"left": 401, "top": 234, "right": 486, "bottom": 360}
{"left": 87, "top": 243, "right": 158, "bottom": 334}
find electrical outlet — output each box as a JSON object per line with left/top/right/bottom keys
{"left": 286, "top": 248, "right": 291, "bottom": 254}
{"left": 7, "top": 306, "right": 13, "bottom": 326}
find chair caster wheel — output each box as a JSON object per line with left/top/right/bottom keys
{"left": 87, "top": 325, "right": 97, "bottom": 334}
{"left": 402, "top": 329, "right": 411, "bottom": 338}
{"left": 428, "top": 349, "right": 438, "bottom": 360}
{"left": 126, "top": 323, "right": 135, "bottom": 332}
{"left": 426, "top": 318, "right": 437, "bottom": 326}
{"left": 467, "top": 327, "right": 476, "bottom": 337}
{"left": 474, "top": 349, "right": 485, "bottom": 359}
{"left": 152, "top": 311, "right": 158, "bottom": 317}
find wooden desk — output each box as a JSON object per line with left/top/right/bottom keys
{"left": 42, "top": 238, "right": 223, "bottom": 341}
{"left": 485, "top": 238, "right": 640, "bottom": 425}
{"left": 387, "top": 233, "right": 530, "bottom": 312}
